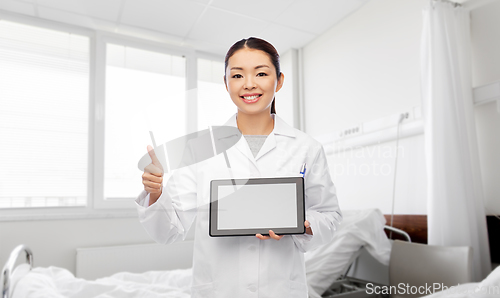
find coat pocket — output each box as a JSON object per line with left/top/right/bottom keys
{"left": 289, "top": 280, "right": 308, "bottom": 297}
{"left": 191, "top": 282, "right": 215, "bottom": 298}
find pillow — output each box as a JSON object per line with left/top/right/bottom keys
{"left": 305, "top": 209, "right": 392, "bottom": 297}
{"left": 480, "top": 265, "right": 500, "bottom": 288}
{"left": 11, "top": 267, "right": 67, "bottom": 298}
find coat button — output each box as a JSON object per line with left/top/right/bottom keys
{"left": 249, "top": 245, "right": 256, "bottom": 252}
{"left": 248, "top": 285, "right": 257, "bottom": 292}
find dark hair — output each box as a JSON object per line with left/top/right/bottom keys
{"left": 224, "top": 37, "right": 280, "bottom": 114}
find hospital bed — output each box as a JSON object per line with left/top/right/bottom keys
{"left": 2, "top": 209, "right": 405, "bottom": 298}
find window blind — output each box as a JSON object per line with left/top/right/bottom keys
{"left": 0, "top": 20, "right": 89, "bottom": 208}
{"left": 104, "top": 44, "right": 186, "bottom": 200}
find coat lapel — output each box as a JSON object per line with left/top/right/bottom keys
{"left": 254, "top": 133, "right": 276, "bottom": 161}
{"left": 217, "top": 113, "right": 257, "bottom": 168}
{"left": 218, "top": 113, "right": 297, "bottom": 168}
{"left": 234, "top": 135, "right": 258, "bottom": 167}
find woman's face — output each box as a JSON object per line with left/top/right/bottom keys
{"left": 225, "top": 48, "right": 284, "bottom": 115}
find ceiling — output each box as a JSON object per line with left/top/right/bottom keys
{"left": 0, "top": 0, "right": 370, "bottom": 56}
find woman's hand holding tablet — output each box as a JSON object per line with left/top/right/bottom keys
{"left": 256, "top": 220, "right": 312, "bottom": 241}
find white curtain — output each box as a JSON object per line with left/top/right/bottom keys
{"left": 421, "top": 1, "right": 491, "bottom": 281}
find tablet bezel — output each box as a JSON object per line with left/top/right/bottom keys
{"left": 209, "top": 177, "right": 305, "bottom": 237}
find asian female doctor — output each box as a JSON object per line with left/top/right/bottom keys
{"left": 136, "top": 37, "right": 342, "bottom": 298}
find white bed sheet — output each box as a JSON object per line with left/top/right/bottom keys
{"left": 420, "top": 265, "right": 500, "bottom": 298}
{"left": 11, "top": 266, "right": 192, "bottom": 298}
{"left": 305, "top": 208, "right": 392, "bottom": 298}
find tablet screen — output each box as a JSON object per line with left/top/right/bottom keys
{"left": 210, "top": 177, "right": 305, "bottom": 237}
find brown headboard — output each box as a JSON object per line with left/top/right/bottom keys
{"left": 383, "top": 215, "right": 500, "bottom": 263}
{"left": 384, "top": 215, "right": 428, "bottom": 244}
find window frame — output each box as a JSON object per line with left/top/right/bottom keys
{"left": 0, "top": 11, "right": 197, "bottom": 219}
{"left": 93, "top": 32, "right": 197, "bottom": 209}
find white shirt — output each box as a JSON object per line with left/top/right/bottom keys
{"left": 136, "top": 113, "right": 342, "bottom": 298}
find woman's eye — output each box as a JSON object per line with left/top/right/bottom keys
{"left": 232, "top": 74, "right": 242, "bottom": 78}
{"left": 257, "top": 72, "right": 267, "bottom": 77}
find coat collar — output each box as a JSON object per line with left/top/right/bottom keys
{"left": 217, "top": 113, "right": 296, "bottom": 165}
{"left": 221, "top": 113, "right": 296, "bottom": 138}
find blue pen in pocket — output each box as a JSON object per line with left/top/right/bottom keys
{"left": 300, "top": 163, "right": 307, "bottom": 177}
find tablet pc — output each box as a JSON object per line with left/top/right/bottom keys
{"left": 209, "top": 177, "right": 305, "bottom": 237}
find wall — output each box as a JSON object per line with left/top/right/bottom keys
{"left": 471, "top": 0, "right": 500, "bottom": 215}
{"left": 302, "top": 0, "right": 426, "bottom": 135}
{"left": 302, "top": 0, "right": 500, "bottom": 215}
{"left": 0, "top": 216, "right": 195, "bottom": 275}
{"left": 302, "top": 0, "right": 428, "bottom": 214}
{"left": 276, "top": 49, "right": 297, "bottom": 128}
{"left": 328, "top": 135, "right": 427, "bottom": 214}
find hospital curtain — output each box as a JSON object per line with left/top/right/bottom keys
{"left": 421, "top": 1, "right": 491, "bottom": 281}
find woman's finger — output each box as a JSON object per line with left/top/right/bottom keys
{"left": 144, "top": 186, "right": 162, "bottom": 194}
{"left": 143, "top": 180, "right": 162, "bottom": 190}
{"left": 256, "top": 233, "right": 270, "bottom": 240}
{"left": 304, "top": 220, "right": 313, "bottom": 235}
{"left": 269, "top": 230, "right": 283, "bottom": 241}
{"left": 142, "top": 172, "right": 163, "bottom": 183}
{"left": 147, "top": 145, "right": 164, "bottom": 171}
{"left": 144, "top": 163, "right": 163, "bottom": 176}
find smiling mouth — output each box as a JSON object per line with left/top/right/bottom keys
{"left": 241, "top": 94, "right": 262, "bottom": 103}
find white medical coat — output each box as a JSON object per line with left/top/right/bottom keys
{"left": 136, "top": 113, "right": 342, "bottom": 298}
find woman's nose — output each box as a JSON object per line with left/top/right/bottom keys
{"left": 244, "top": 77, "right": 256, "bottom": 89}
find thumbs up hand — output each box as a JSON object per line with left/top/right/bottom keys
{"left": 142, "top": 145, "right": 164, "bottom": 205}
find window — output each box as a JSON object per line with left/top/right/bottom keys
{"left": 103, "top": 43, "right": 186, "bottom": 200}
{"left": 0, "top": 20, "right": 89, "bottom": 208}
{"left": 197, "top": 58, "right": 234, "bottom": 130}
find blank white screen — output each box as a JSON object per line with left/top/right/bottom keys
{"left": 217, "top": 183, "right": 297, "bottom": 230}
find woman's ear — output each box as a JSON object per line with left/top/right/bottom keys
{"left": 223, "top": 75, "right": 228, "bottom": 92}
{"left": 275, "top": 72, "right": 284, "bottom": 92}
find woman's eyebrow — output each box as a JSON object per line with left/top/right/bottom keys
{"left": 230, "top": 65, "right": 270, "bottom": 71}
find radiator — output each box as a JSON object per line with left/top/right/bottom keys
{"left": 76, "top": 240, "right": 194, "bottom": 280}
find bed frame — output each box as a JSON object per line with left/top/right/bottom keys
{"left": 1, "top": 245, "right": 33, "bottom": 298}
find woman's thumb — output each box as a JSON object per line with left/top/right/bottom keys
{"left": 147, "top": 145, "right": 162, "bottom": 168}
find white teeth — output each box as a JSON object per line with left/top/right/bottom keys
{"left": 243, "top": 95, "right": 259, "bottom": 100}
